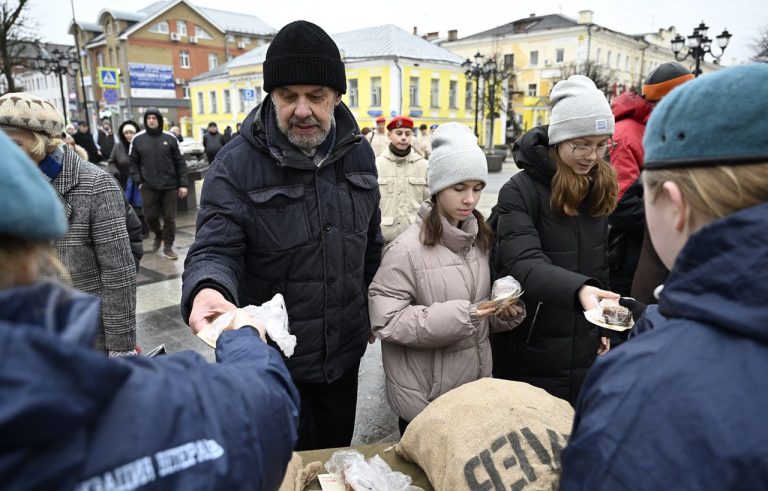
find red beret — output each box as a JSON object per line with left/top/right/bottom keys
{"left": 375, "top": 116, "right": 386, "bottom": 123}
{"left": 387, "top": 116, "right": 413, "bottom": 131}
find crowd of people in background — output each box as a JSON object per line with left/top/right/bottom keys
{"left": 1, "top": 16, "right": 767, "bottom": 491}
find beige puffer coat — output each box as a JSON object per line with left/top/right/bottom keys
{"left": 375, "top": 146, "right": 430, "bottom": 243}
{"left": 368, "top": 202, "right": 525, "bottom": 422}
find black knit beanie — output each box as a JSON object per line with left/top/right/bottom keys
{"left": 263, "top": 20, "right": 346, "bottom": 94}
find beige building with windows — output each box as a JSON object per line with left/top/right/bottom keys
{"left": 441, "top": 11, "right": 720, "bottom": 133}
{"left": 69, "top": 0, "right": 274, "bottom": 130}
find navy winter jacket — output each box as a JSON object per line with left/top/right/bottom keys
{"left": 0, "top": 282, "right": 299, "bottom": 490}
{"left": 561, "top": 202, "right": 768, "bottom": 490}
{"left": 181, "top": 98, "right": 383, "bottom": 384}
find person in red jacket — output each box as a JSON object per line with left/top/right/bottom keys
{"left": 607, "top": 63, "right": 694, "bottom": 303}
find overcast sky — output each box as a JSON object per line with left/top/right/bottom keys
{"left": 28, "top": 0, "right": 765, "bottom": 65}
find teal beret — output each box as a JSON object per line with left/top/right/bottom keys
{"left": 0, "top": 129, "right": 67, "bottom": 240}
{"left": 644, "top": 64, "right": 768, "bottom": 170}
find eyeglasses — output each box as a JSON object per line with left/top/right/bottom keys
{"left": 566, "top": 140, "right": 616, "bottom": 159}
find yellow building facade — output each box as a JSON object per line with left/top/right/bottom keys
{"left": 189, "top": 25, "right": 502, "bottom": 145}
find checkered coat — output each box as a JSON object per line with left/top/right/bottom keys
{"left": 51, "top": 146, "right": 137, "bottom": 351}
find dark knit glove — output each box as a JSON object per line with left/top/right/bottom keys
{"left": 619, "top": 297, "right": 647, "bottom": 322}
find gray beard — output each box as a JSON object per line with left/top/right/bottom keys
{"left": 273, "top": 102, "right": 333, "bottom": 154}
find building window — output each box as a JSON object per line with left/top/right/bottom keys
{"left": 195, "top": 25, "right": 213, "bottom": 39}
{"left": 596, "top": 48, "right": 601, "bottom": 64}
{"left": 625, "top": 57, "right": 630, "bottom": 71}
{"left": 430, "top": 79, "right": 440, "bottom": 108}
{"left": 176, "top": 20, "right": 187, "bottom": 37}
{"left": 370, "top": 77, "right": 381, "bottom": 106}
{"left": 529, "top": 50, "right": 539, "bottom": 66}
{"left": 527, "top": 84, "right": 537, "bottom": 96}
{"left": 197, "top": 92, "right": 204, "bottom": 114}
{"left": 556, "top": 48, "right": 564, "bottom": 63}
{"left": 97, "top": 52, "right": 103, "bottom": 67}
{"left": 465, "top": 81, "right": 473, "bottom": 109}
{"left": 607, "top": 51, "right": 612, "bottom": 67}
{"left": 209, "top": 91, "right": 218, "bottom": 113}
{"left": 348, "top": 79, "right": 358, "bottom": 107}
{"left": 409, "top": 77, "right": 419, "bottom": 106}
{"left": 227, "top": 34, "right": 236, "bottom": 42}
{"left": 449, "top": 80, "right": 458, "bottom": 109}
{"left": 616, "top": 53, "right": 621, "bottom": 70}
{"left": 208, "top": 53, "right": 218, "bottom": 70}
{"left": 179, "top": 50, "right": 190, "bottom": 69}
{"left": 149, "top": 21, "right": 169, "bottom": 34}
{"left": 504, "top": 54, "right": 514, "bottom": 71}
{"left": 223, "top": 89, "right": 231, "bottom": 113}
{"left": 106, "top": 21, "right": 112, "bottom": 35}
{"left": 183, "top": 86, "right": 190, "bottom": 99}
{"left": 241, "top": 36, "right": 251, "bottom": 44}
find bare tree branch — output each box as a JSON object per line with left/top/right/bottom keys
{"left": 751, "top": 25, "right": 768, "bottom": 63}
{"left": 0, "top": 0, "right": 40, "bottom": 93}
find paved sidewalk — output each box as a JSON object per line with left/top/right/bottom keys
{"left": 135, "top": 158, "right": 520, "bottom": 445}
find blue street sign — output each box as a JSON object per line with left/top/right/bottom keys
{"left": 98, "top": 67, "right": 120, "bottom": 88}
{"left": 242, "top": 88, "right": 255, "bottom": 101}
{"left": 103, "top": 88, "right": 118, "bottom": 104}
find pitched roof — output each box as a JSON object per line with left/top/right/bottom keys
{"left": 97, "top": 9, "right": 145, "bottom": 24}
{"left": 333, "top": 24, "right": 463, "bottom": 64}
{"left": 199, "top": 7, "right": 275, "bottom": 36}
{"left": 114, "top": 0, "right": 274, "bottom": 39}
{"left": 67, "top": 20, "right": 103, "bottom": 35}
{"left": 225, "top": 24, "right": 463, "bottom": 73}
{"left": 227, "top": 44, "right": 269, "bottom": 69}
{"left": 461, "top": 14, "right": 579, "bottom": 40}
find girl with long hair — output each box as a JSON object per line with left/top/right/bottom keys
{"left": 368, "top": 123, "right": 526, "bottom": 434}
{"left": 490, "top": 75, "right": 620, "bottom": 404}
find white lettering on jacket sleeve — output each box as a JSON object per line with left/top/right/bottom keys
{"left": 75, "top": 439, "right": 225, "bottom": 490}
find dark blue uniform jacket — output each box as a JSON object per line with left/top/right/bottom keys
{"left": 0, "top": 282, "right": 299, "bottom": 490}
{"left": 561, "top": 202, "right": 768, "bottom": 490}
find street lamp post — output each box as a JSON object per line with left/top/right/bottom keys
{"left": 481, "top": 57, "right": 509, "bottom": 151}
{"left": 671, "top": 21, "right": 732, "bottom": 77}
{"left": 462, "top": 52, "right": 485, "bottom": 138}
{"left": 34, "top": 47, "right": 80, "bottom": 124}
{"left": 462, "top": 52, "right": 510, "bottom": 148}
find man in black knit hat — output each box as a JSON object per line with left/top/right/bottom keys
{"left": 182, "top": 20, "right": 383, "bottom": 451}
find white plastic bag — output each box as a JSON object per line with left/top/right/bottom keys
{"left": 196, "top": 293, "right": 297, "bottom": 356}
{"left": 324, "top": 450, "right": 414, "bottom": 491}
{"left": 478, "top": 275, "right": 523, "bottom": 311}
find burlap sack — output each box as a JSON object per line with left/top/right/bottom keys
{"left": 278, "top": 452, "right": 324, "bottom": 491}
{"left": 395, "top": 378, "right": 574, "bottom": 490}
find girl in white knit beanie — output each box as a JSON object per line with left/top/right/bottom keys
{"left": 368, "top": 122, "right": 526, "bottom": 435}
{"left": 488, "top": 75, "right": 621, "bottom": 405}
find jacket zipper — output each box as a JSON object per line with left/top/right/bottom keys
{"left": 462, "top": 249, "right": 481, "bottom": 379}
{"left": 526, "top": 301, "right": 543, "bottom": 344}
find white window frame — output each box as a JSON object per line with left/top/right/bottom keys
{"left": 370, "top": 77, "right": 382, "bottom": 107}
{"left": 149, "top": 21, "right": 169, "bottom": 34}
{"left": 409, "top": 77, "right": 419, "bottom": 107}
{"left": 529, "top": 50, "right": 539, "bottom": 66}
{"left": 208, "top": 53, "right": 218, "bottom": 71}
{"left": 223, "top": 89, "right": 231, "bottom": 113}
{"left": 195, "top": 25, "right": 213, "bottom": 40}
{"left": 176, "top": 20, "right": 187, "bottom": 37}
{"left": 209, "top": 90, "right": 217, "bottom": 113}
{"left": 179, "top": 50, "right": 190, "bottom": 69}
{"left": 449, "top": 80, "right": 458, "bottom": 109}
{"left": 430, "top": 79, "right": 440, "bottom": 108}
{"left": 197, "top": 92, "right": 204, "bottom": 114}
{"left": 348, "top": 79, "right": 358, "bottom": 107}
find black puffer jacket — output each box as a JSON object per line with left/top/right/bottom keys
{"left": 490, "top": 125, "right": 609, "bottom": 405}
{"left": 181, "top": 98, "right": 383, "bottom": 384}
{"left": 128, "top": 108, "right": 187, "bottom": 190}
